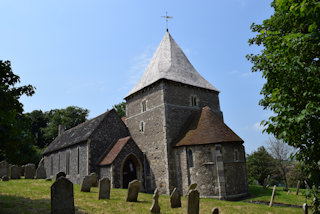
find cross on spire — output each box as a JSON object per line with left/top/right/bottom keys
{"left": 161, "top": 12, "right": 173, "bottom": 31}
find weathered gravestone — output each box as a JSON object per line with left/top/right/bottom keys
{"left": 126, "top": 180, "right": 141, "bottom": 202}
{"left": 56, "top": 172, "right": 66, "bottom": 180}
{"left": 296, "top": 180, "right": 301, "bottom": 195}
{"left": 98, "top": 177, "right": 110, "bottom": 199}
{"left": 287, "top": 190, "right": 291, "bottom": 195}
{"left": 170, "top": 187, "right": 181, "bottom": 208}
{"left": 24, "top": 163, "right": 35, "bottom": 179}
{"left": 187, "top": 183, "right": 197, "bottom": 194}
{"left": 186, "top": 189, "right": 199, "bottom": 214}
{"left": 51, "top": 177, "right": 75, "bottom": 214}
{"left": 89, "top": 172, "right": 98, "bottom": 187}
{"left": 2, "top": 175, "right": 9, "bottom": 181}
{"left": 269, "top": 185, "right": 277, "bottom": 207}
{"left": 36, "top": 165, "right": 46, "bottom": 179}
{"left": 150, "top": 188, "right": 160, "bottom": 213}
{"left": 0, "top": 160, "right": 9, "bottom": 177}
{"left": 303, "top": 203, "right": 308, "bottom": 214}
{"left": 10, "top": 165, "right": 21, "bottom": 179}
{"left": 211, "top": 207, "right": 219, "bottom": 214}
{"left": 81, "top": 175, "right": 92, "bottom": 192}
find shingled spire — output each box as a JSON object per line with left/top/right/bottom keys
{"left": 125, "top": 31, "right": 219, "bottom": 98}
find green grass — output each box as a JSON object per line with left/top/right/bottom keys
{"left": 0, "top": 179, "right": 308, "bottom": 214}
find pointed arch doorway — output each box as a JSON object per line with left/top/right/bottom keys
{"left": 121, "top": 154, "right": 142, "bottom": 188}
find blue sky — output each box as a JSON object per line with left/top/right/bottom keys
{"left": 0, "top": 0, "right": 274, "bottom": 153}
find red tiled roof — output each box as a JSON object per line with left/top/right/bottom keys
{"left": 98, "top": 136, "right": 131, "bottom": 166}
{"left": 175, "top": 106, "right": 243, "bottom": 146}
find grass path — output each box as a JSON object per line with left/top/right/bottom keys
{"left": 0, "top": 180, "right": 309, "bottom": 214}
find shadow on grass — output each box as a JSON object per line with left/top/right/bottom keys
{"left": 0, "top": 194, "right": 87, "bottom": 214}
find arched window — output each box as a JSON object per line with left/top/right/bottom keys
{"left": 188, "top": 149, "right": 194, "bottom": 168}
{"left": 234, "top": 149, "right": 239, "bottom": 161}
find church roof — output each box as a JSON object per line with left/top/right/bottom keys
{"left": 98, "top": 136, "right": 131, "bottom": 166}
{"left": 125, "top": 31, "right": 219, "bottom": 98}
{"left": 43, "top": 110, "right": 113, "bottom": 155}
{"left": 175, "top": 106, "right": 243, "bottom": 147}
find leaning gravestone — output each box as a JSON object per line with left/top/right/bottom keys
{"left": 150, "top": 188, "right": 160, "bottom": 213}
{"left": 36, "top": 165, "right": 47, "bottom": 179}
{"left": 126, "top": 180, "right": 141, "bottom": 202}
{"left": 211, "top": 207, "right": 219, "bottom": 214}
{"left": 51, "top": 177, "right": 75, "bottom": 214}
{"left": 296, "top": 180, "right": 301, "bottom": 195}
{"left": 269, "top": 185, "right": 277, "bottom": 207}
{"left": 24, "top": 163, "right": 36, "bottom": 179}
{"left": 0, "top": 160, "right": 9, "bottom": 177}
{"left": 170, "top": 187, "right": 181, "bottom": 208}
{"left": 81, "top": 175, "right": 92, "bottom": 192}
{"left": 56, "top": 172, "right": 66, "bottom": 180}
{"left": 89, "top": 172, "right": 98, "bottom": 187}
{"left": 10, "top": 165, "right": 21, "bottom": 179}
{"left": 186, "top": 189, "right": 199, "bottom": 214}
{"left": 98, "top": 177, "right": 111, "bottom": 199}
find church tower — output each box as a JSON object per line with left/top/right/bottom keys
{"left": 124, "top": 31, "right": 224, "bottom": 194}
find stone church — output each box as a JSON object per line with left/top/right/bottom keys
{"left": 43, "top": 30, "right": 249, "bottom": 200}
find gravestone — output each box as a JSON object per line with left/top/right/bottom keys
{"left": 296, "top": 180, "right": 301, "bottom": 195}
{"left": 10, "top": 165, "right": 21, "bottom": 179}
{"left": 211, "top": 207, "right": 219, "bottom": 214}
{"left": 126, "top": 180, "right": 141, "bottom": 202}
{"left": 287, "top": 190, "right": 291, "bottom": 195}
{"left": 150, "top": 188, "right": 160, "bottom": 213}
{"left": 98, "top": 177, "right": 110, "bottom": 199}
{"left": 2, "top": 175, "right": 9, "bottom": 181}
{"left": 187, "top": 183, "right": 197, "bottom": 193}
{"left": 269, "top": 185, "right": 277, "bottom": 207}
{"left": 46, "top": 178, "right": 52, "bottom": 181}
{"left": 303, "top": 203, "right": 308, "bottom": 214}
{"left": 36, "top": 165, "right": 47, "bottom": 179}
{"left": 304, "top": 180, "right": 310, "bottom": 189}
{"left": 0, "top": 160, "right": 9, "bottom": 177}
{"left": 170, "top": 187, "right": 181, "bottom": 208}
{"left": 186, "top": 189, "right": 199, "bottom": 214}
{"left": 56, "top": 172, "right": 66, "bottom": 180}
{"left": 89, "top": 172, "right": 98, "bottom": 187}
{"left": 24, "top": 163, "right": 36, "bottom": 179}
{"left": 51, "top": 177, "right": 75, "bottom": 214}
{"left": 81, "top": 175, "right": 92, "bottom": 192}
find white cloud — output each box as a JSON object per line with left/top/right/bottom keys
{"left": 126, "top": 46, "right": 155, "bottom": 86}
{"left": 253, "top": 122, "right": 266, "bottom": 131}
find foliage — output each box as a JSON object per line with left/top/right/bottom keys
{"left": 267, "top": 137, "right": 294, "bottom": 189}
{"left": 0, "top": 180, "right": 306, "bottom": 214}
{"left": 40, "top": 106, "right": 89, "bottom": 144}
{"left": 287, "top": 163, "right": 306, "bottom": 188}
{"left": 247, "top": 0, "right": 320, "bottom": 212}
{"left": 113, "top": 101, "right": 126, "bottom": 118}
{"left": 247, "top": 146, "right": 277, "bottom": 185}
{"left": 0, "top": 60, "right": 39, "bottom": 165}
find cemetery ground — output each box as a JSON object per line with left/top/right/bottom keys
{"left": 0, "top": 180, "right": 311, "bottom": 214}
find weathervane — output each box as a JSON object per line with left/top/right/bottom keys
{"left": 161, "top": 12, "right": 173, "bottom": 31}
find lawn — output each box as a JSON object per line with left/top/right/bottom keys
{"left": 0, "top": 179, "right": 309, "bottom": 214}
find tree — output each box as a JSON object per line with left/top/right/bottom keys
{"left": 247, "top": 146, "right": 277, "bottom": 186}
{"left": 267, "top": 137, "right": 293, "bottom": 190}
{"left": 113, "top": 101, "right": 126, "bottom": 118}
{"left": 247, "top": 0, "right": 320, "bottom": 211}
{"left": 0, "top": 60, "right": 39, "bottom": 164}
{"left": 41, "top": 106, "right": 89, "bottom": 143}
{"left": 25, "top": 110, "right": 49, "bottom": 148}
